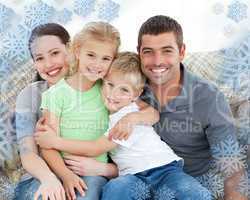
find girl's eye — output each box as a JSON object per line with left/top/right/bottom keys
{"left": 103, "top": 57, "right": 111, "bottom": 61}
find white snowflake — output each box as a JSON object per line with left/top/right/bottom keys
{"left": 0, "top": 175, "right": 15, "bottom": 200}
{"left": 196, "top": 170, "right": 224, "bottom": 199}
{"left": 23, "top": 0, "right": 55, "bottom": 29}
{"left": 54, "top": 8, "right": 73, "bottom": 24}
{"left": 73, "top": 0, "right": 96, "bottom": 17}
{"left": 223, "top": 24, "right": 236, "bottom": 38}
{"left": 1, "top": 24, "right": 31, "bottom": 65}
{"left": 211, "top": 135, "right": 247, "bottom": 177}
{"left": 212, "top": 2, "right": 224, "bottom": 15}
{"left": 98, "top": 0, "right": 120, "bottom": 22}
{"left": 129, "top": 179, "right": 151, "bottom": 200}
{"left": 154, "top": 185, "right": 175, "bottom": 200}
{"left": 235, "top": 170, "right": 249, "bottom": 197}
{"left": 227, "top": 0, "right": 248, "bottom": 23}
{"left": 0, "top": 3, "right": 16, "bottom": 35}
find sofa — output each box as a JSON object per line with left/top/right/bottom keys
{"left": 0, "top": 46, "right": 249, "bottom": 199}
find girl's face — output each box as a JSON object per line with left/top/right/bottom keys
{"left": 31, "top": 35, "right": 69, "bottom": 86}
{"left": 75, "top": 39, "right": 116, "bottom": 82}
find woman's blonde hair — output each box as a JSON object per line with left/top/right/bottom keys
{"left": 68, "top": 21, "right": 120, "bottom": 75}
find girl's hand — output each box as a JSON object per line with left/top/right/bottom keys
{"left": 64, "top": 155, "right": 104, "bottom": 176}
{"left": 34, "top": 125, "right": 59, "bottom": 149}
{"left": 62, "top": 170, "right": 88, "bottom": 200}
{"left": 108, "top": 113, "right": 135, "bottom": 141}
{"left": 34, "top": 174, "right": 66, "bottom": 200}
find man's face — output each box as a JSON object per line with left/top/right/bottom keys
{"left": 139, "top": 32, "right": 185, "bottom": 86}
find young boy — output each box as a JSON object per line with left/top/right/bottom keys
{"left": 35, "top": 52, "right": 212, "bottom": 200}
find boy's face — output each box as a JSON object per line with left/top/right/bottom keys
{"left": 76, "top": 39, "right": 116, "bottom": 82}
{"left": 102, "top": 70, "right": 140, "bottom": 113}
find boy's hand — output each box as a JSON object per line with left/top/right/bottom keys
{"left": 34, "top": 125, "right": 59, "bottom": 149}
{"left": 62, "top": 170, "right": 88, "bottom": 200}
{"left": 108, "top": 113, "right": 135, "bottom": 141}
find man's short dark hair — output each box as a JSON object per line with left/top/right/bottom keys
{"left": 137, "top": 15, "right": 183, "bottom": 52}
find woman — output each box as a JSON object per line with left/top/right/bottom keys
{"left": 14, "top": 23, "right": 118, "bottom": 200}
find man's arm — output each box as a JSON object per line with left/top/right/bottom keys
{"left": 206, "top": 92, "right": 247, "bottom": 200}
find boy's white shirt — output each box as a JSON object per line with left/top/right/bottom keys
{"left": 104, "top": 102, "right": 182, "bottom": 176}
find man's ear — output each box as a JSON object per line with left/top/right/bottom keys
{"left": 179, "top": 43, "right": 186, "bottom": 61}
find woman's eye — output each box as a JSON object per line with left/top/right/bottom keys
{"left": 87, "top": 53, "right": 94, "bottom": 57}
{"left": 52, "top": 51, "right": 59, "bottom": 56}
{"left": 35, "top": 57, "right": 43, "bottom": 62}
{"left": 108, "top": 82, "right": 114, "bottom": 87}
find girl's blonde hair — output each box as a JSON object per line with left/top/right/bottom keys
{"left": 68, "top": 21, "right": 121, "bottom": 75}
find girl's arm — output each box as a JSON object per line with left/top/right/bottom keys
{"left": 108, "top": 99, "right": 160, "bottom": 140}
{"left": 35, "top": 125, "right": 117, "bottom": 157}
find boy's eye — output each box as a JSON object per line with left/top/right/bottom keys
{"left": 103, "top": 57, "right": 112, "bottom": 61}
{"left": 121, "top": 87, "right": 129, "bottom": 93}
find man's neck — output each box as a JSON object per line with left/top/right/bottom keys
{"left": 150, "top": 70, "right": 183, "bottom": 107}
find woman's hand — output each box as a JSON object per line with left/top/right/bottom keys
{"left": 61, "top": 170, "right": 88, "bottom": 200}
{"left": 34, "top": 174, "right": 66, "bottom": 200}
{"left": 34, "top": 124, "right": 60, "bottom": 149}
{"left": 64, "top": 155, "right": 105, "bottom": 176}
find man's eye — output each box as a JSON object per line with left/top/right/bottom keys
{"left": 143, "top": 50, "right": 152, "bottom": 55}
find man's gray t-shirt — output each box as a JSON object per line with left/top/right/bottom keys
{"left": 16, "top": 81, "right": 48, "bottom": 180}
{"left": 140, "top": 64, "right": 239, "bottom": 177}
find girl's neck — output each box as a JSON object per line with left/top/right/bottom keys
{"left": 66, "top": 72, "right": 95, "bottom": 92}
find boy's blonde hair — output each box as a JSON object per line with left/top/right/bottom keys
{"left": 109, "top": 52, "right": 146, "bottom": 91}
{"left": 68, "top": 21, "right": 120, "bottom": 75}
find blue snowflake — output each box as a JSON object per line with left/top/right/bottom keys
{"left": 235, "top": 170, "right": 249, "bottom": 197}
{"left": 54, "top": 8, "right": 73, "bottom": 24}
{"left": 237, "top": 117, "right": 250, "bottom": 145}
{"left": 1, "top": 24, "right": 31, "bottom": 65}
{"left": 212, "top": 2, "right": 224, "bottom": 15}
{"left": 227, "top": 0, "right": 248, "bottom": 23}
{"left": 0, "top": 58, "right": 13, "bottom": 82}
{"left": 211, "top": 135, "right": 247, "bottom": 177}
{"left": 74, "top": 0, "right": 96, "bottom": 17}
{"left": 23, "top": 0, "right": 55, "bottom": 29}
{"left": 154, "top": 185, "right": 175, "bottom": 200}
{"left": 0, "top": 4, "right": 16, "bottom": 35}
{"left": 98, "top": 0, "right": 120, "bottom": 22}
{"left": 196, "top": 170, "right": 224, "bottom": 199}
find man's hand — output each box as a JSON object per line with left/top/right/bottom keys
{"left": 108, "top": 113, "right": 135, "bottom": 141}
{"left": 34, "top": 124, "right": 59, "bottom": 149}
{"left": 34, "top": 174, "right": 66, "bottom": 200}
{"left": 61, "top": 170, "right": 88, "bottom": 200}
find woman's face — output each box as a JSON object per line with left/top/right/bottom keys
{"left": 31, "top": 35, "right": 69, "bottom": 86}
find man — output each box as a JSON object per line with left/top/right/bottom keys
{"left": 138, "top": 15, "right": 247, "bottom": 200}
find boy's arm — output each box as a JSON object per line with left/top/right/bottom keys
{"left": 108, "top": 99, "right": 159, "bottom": 140}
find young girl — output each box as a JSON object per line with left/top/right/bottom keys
{"left": 14, "top": 23, "right": 118, "bottom": 200}
{"left": 38, "top": 22, "right": 159, "bottom": 200}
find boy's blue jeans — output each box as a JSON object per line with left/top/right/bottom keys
{"left": 101, "top": 160, "right": 212, "bottom": 200}
{"left": 14, "top": 175, "right": 107, "bottom": 200}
